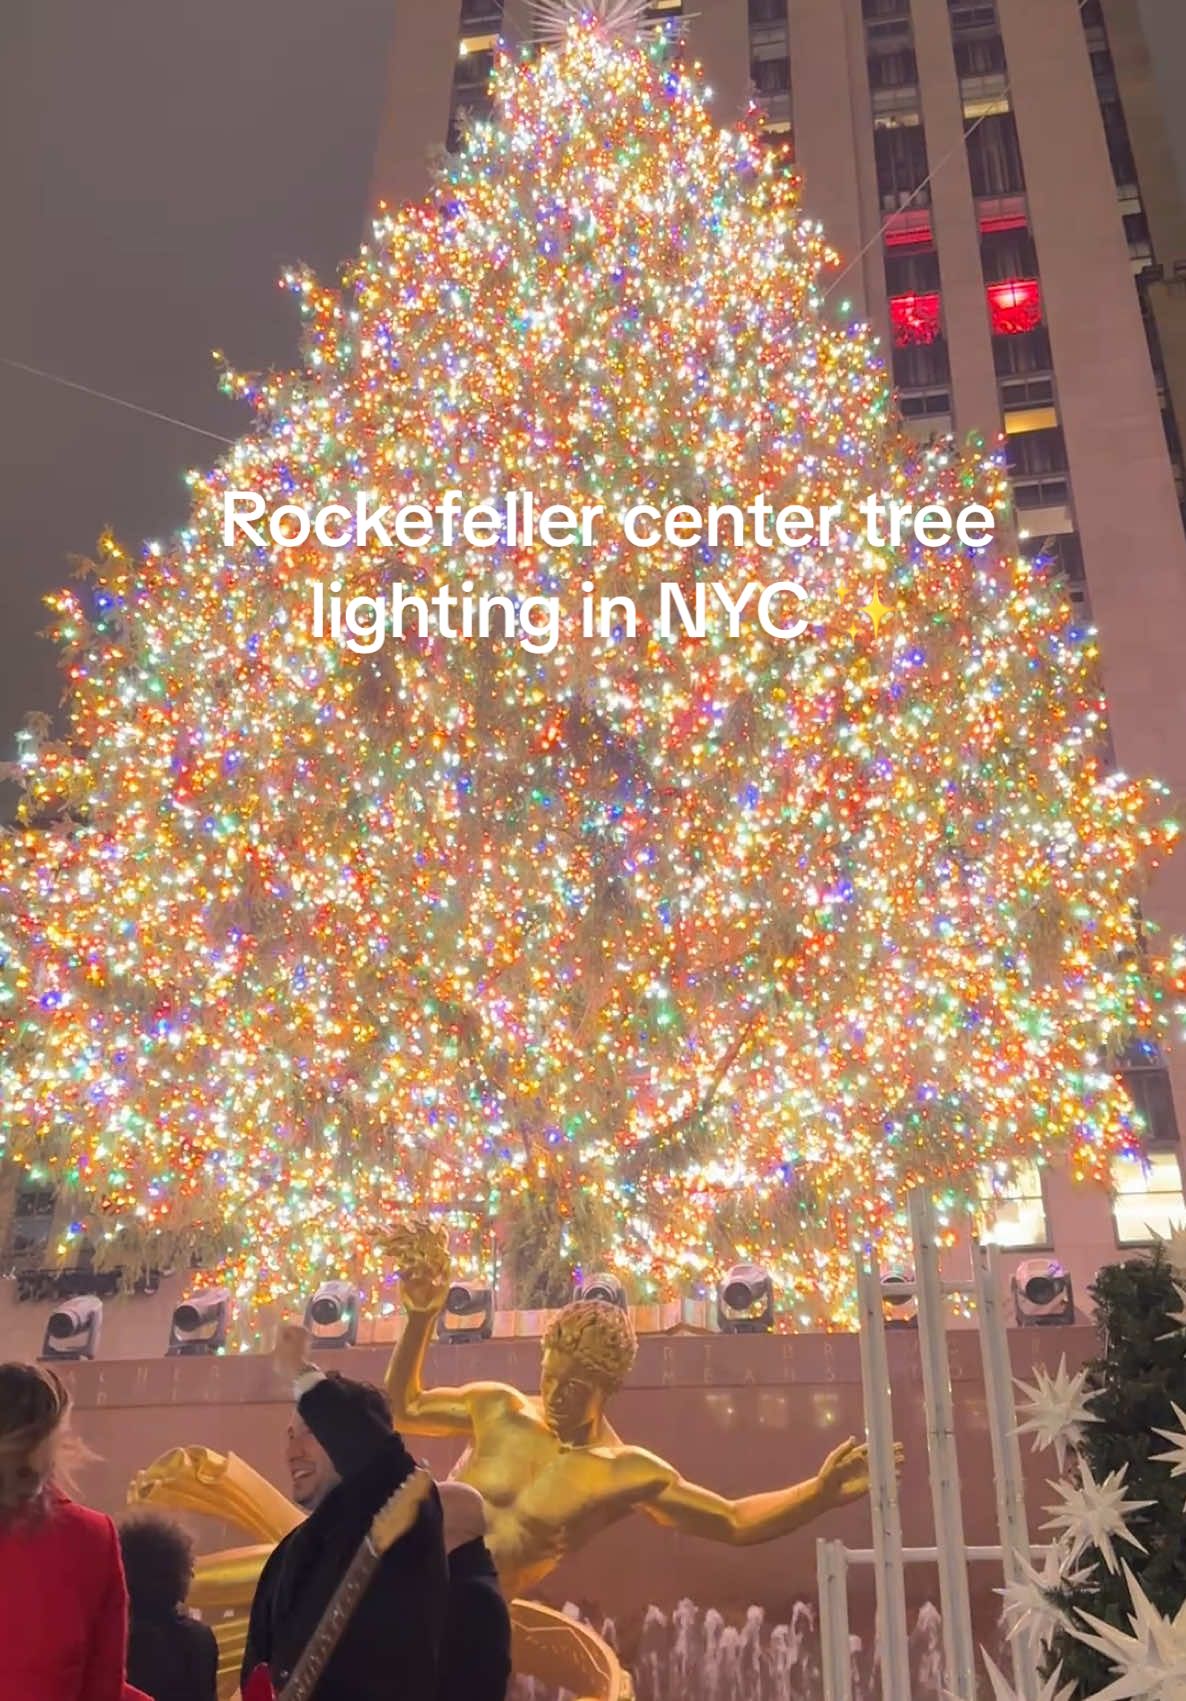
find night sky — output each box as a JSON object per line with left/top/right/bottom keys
{"left": 2, "top": 0, "right": 1184, "bottom": 779}
{"left": 1, "top": 0, "right": 400, "bottom": 779}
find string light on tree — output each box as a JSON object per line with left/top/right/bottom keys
{"left": 0, "top": 17, "right": 1183, "bottom": 1317}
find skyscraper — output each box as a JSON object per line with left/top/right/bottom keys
{"left": 369, "top": 0, "right": 1186, "bottom": 1261}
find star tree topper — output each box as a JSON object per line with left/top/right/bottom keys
{"left": 532, "top": 0, "right": 653, "bottom": 43}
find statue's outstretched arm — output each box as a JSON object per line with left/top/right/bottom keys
{"left": 383, "top": 1217, "right": 514, "bottom": 1437}
{"left": 642, "top": 1437, "right": 882, "bottom": 1546}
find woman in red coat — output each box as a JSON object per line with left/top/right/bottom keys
{"left": 0, "top": 1360, "right": 147, "bottom": 1701}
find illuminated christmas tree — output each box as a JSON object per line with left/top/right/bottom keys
{"left": 1, "top": 4, "right": 1181, "bottom": 1319}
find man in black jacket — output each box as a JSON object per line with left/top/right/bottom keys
{"left": 241, "top": 1326, "right": 447, "bottom": 1701}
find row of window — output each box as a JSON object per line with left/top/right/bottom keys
{"left": 984, "top": 1150, "right": 1186, "bottom": 1251}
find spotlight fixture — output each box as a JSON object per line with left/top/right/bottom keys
{"left": 880, "top": 1268, "right": 918, "bottom": 1330}
{"left": 166, "top": 1287, "right": 230, "bottom": 1356}
{"left": 41, "top": 1295, "right": 102, "bottom": 1362}
{"left": 717, "top": 1263, "right": 774, "bottom": 1334}
{"left": 436, "top": 1282, "right": 494, "bottom": 1345}
{"left": 574, "top": 1272, "right": 627, "bottom": 1310}
{"left": 304, "top": 1281, "right": 360, "bottom": 1349}
{"left": 1012, "top": 1259, "right": 1074, "bottom": 1327}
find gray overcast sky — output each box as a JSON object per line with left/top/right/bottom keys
{"left": 1, "top": 0, "right": 400, "bottom": 770}
{"left": 2, "top": 1, "right": 1185, "bottom": 773}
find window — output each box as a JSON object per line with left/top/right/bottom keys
{"left": 980, "top": 1163, "right": 1050, "bottom": 1249}
{"left": 1008, "top": 426, "right": 1067, "bottom": 479}
{"left": 3, "top": 1184, "right": 56, "bottom": 1273}
{"left": 988, "top": 278, "right": 1042, "bottom": 336}
{"left": 749, "top": 0, "right": 785, "bottom": 20}
{"left": 967, "top": 112, "right": 1026, "bottom": 197}
{"left": 752, "top": 56, "right": 791, "bottom": 95}
{"left": 875, "top": 123, "right": 931, "bottom": 206}
{"left": 863, "top": 0, "right": 910, "bottom": 18}
{"left": 1125, "top": 208, "right": 1153, "bottom": 265}
{"left": 461, "top": 0, "right": 503, "bottom": 22}
{"left": 1121, "top": 1062, "right": 1180, "bottom": 1145}
{"left": 890, "top": 291, "right": 943, "bottom": 346}
{"left": 1012, "top": 475, "right": 1071, "bottom": 511}
{"left": 1099, "top": 99, "right": 1138, "bottom": 192}
{"left": 894, "top": 337, "right": 951, "bottom": 389}
{"left": 1001, "top": 374, "right": 1055, "bottom": 412}
{"left": 993, "top": 324, "right": 1052, "bottom": 377}
{"left": 949, "top": 0, "right": 998, "bottom": 27}
{"left": 954, "top": 34, "right": 1006, "bottom": 77}
{"left": 981, "top": 225, "right": 1038, "bottom": 283}
{"left": 454, "top": 46, "right": 495, "bottom": 96}
{"left": 885, "top": 246, "right": 941, "bottom": 296}
{"left": 1021, "top": 531, "right": 1085, "bottom": 588}
{"left": 1113, "top": 1151, "right": 1186, "bottom": 1246}
{"left": 868, "top": 46, "right": 918, "bottom": 90}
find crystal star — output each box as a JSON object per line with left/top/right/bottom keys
{"left": 945, "top": 1651, "right": 1075, "bottom": 1701}
{"left": 1042, "top": 1461, "right": 1154, "bottom": 1573}
{"left": 1155, "top": 1221, "right": 1186, "bottom": 1283}
{"left": 1070, "top": 1562, "right": 1186, "bottom": 1700}
{"left": 1152, "top": 1400, "right": 1186, "bottom": 1498}
{"left": 998, "top": 1544, "right": 1092, "bottom": 1652}
{"left": 1159, "top": 1283, "right": 1186, "bottom": 1341}
{"left": 1014, "top": 1355, "right": 1102, "bottom": 1471}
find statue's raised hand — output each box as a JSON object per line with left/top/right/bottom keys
{"left": 816, "top": 1437, "right": 905, "bottom": 1508}
{"left": 384, "top": 1217, "right": 452, "bottom": 1313}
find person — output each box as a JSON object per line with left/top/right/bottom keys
{"left": 119, "top": 1512, "right": 219, "bottom": 1701}
{"left": 437, "top": 1481, "right": 511, "bottom": 1701}
{"left": 385, "top": 1219, "right": 900, "bottom": 1596}
{"left": 241, "top": 1325, "right": 447, "bottom": 1701}
{"left": 0, "top": 1360, "right": 148, "bottom": 1701}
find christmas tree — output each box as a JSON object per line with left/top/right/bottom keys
{"left": 1042, "top": 1245, "right": 1186, "bottom": 1697}
{"left": 0, "top": 3, "right": 1182, "bottom": 1316}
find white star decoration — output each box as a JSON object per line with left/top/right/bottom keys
{"left": 1158, "top": 1283, "right": 1186, "bottom": 1342}
{"left": 998, "top": 1544, "right": 1092, "bottom": 1652}
{"left": 1042, "top": 1461, "right": 1153, "bottom": 1573}
{"left": 1152, "top": 1400, "right": 1186, "bottom": 1499}
{"left": 1070, "top": 1562, "right": 1186, "bottom": 1700}
{"left": 946, "top": 1651, "right": 1075, "bottom": 1701}
{"left": 1155, "top": 1221, "right": 1186, "bottom": 1283}
{"left": 1014, "top": 1355, "right": 1102, "bottom": 1471}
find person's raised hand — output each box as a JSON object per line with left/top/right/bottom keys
{"left": 273, "top": 1322, "right": 315, "bottom": 1384}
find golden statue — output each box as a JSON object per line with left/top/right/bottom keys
{"left": 385, "top": 1220, "right": 882, "bottom": 1595}
{"left": 130, "top": 1221, "right": 891, "bottom": 1698}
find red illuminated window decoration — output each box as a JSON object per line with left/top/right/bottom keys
{"left": 889, "top": 291, "right": 943, "bottom": 346}
{"left": 987, "top": 277, "right": 1042, "bottom": 335}
{"left": 884, "top": 207, "right": 933, "bottom": 247}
